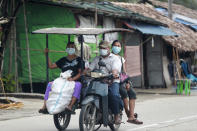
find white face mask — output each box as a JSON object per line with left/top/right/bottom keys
{"left": 99, "top": 49, "right": 108, "bottom": 56}
{"left": 66, "top": 48, "right": 75, "bottom": 55}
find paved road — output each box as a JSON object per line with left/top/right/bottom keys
{"left": 1, "top": 94, "right": 197, "bottom": 131}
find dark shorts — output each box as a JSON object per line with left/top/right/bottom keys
{"left": 119, "top": 83, "right": 137, "bottom": 100}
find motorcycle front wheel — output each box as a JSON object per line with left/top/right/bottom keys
{"left": 108, "top": 113, "right": 122, "bottom": 131}
{"left": 53, "top": 113, "right": 71, "bottom": 131}
{"left": 79, "top": 103, "right": 97, "bottom": 131}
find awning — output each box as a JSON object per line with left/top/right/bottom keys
{"left": 125, "top": 22, "right": 178, "bottom": 36}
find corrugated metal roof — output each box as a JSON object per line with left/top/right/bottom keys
{"left": 29, "top": 0, "right": 163, "bottom": 26}
{"left": 32, "top": 27, "right": 133, "bottom": 35}
{"left": 125, "top": 21, "right": 178, "bottom": 36}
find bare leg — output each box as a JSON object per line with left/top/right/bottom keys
{"left": 128, "top": 99, "right": 135, "bottom": 120}
{"left": 123, "top": 98, "right": 129, "bottom": 117}
{"left": 67, "top": 96, "right": 77, "bottom": 110}
{"left": 127, "top": 99, "right": 143, "bottom": 124}
{"left": 40, "top": 100, "right": 47, "bottom": 109}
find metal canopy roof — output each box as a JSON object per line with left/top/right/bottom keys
{"left": 32, "top": 27, "right": 133, "bottom": 35}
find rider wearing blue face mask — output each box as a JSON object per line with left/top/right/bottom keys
{"left": 39, "top": 42, "right": 83, "bottom": 114}
{"left": 88, "top": 41, "right": 123, "bottom": 125}
{"left": 112, "top": 40, "right": 143, "bottom": 125}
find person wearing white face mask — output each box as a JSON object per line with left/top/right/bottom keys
{"left": 112, "top": 40, "right": 143, "bottom": 125}
{"left": 88, "top": 41, "right": 123, "bottom": 125}
{"left": 39, "top": 42, "right": 83, "bottom": 114}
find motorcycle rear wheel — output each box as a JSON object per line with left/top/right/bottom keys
{"left": 53, "top": 113, "right": 71, "bottom": 131}
{"left": 79, "top": 103, "right": 97, "bottom": 131}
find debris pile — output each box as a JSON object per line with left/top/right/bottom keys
{"left": 0, "top": 98, "right": 24, "bottom": 109}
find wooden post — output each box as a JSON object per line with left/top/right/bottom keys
{"left": 80, "top": 35, "right": 84, "bottom": 71}
{"left": 168, "top": 0, "right": 173, "bottom": 20}
{"left": 8, "top": 31, "right": 13, "bottom": 74}
{"left": 46, "top": 34, "right": 49, "bottom": 84}
{"left": 23, "top": 0, "right": 33, "bottom": 93}
{"left": 12, "top": 0, "right": 19, "bottom": 92}
{"left": 140, "top": 35, "right": 144, "bottom": 88}
{"left": 13, "top": 21, "right": 19, "bottom": 92}
{"left": 94, "top": 0, "right": 97, "bottom": 27}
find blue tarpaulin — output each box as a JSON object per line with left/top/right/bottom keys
{"left": 175, "top": 18, "right": 197, "bottom": 31}
{"left": 155, "top": 7, "right": 197, "bottom": 32}
{"left": 126, "top": 22, "right": 178, "bottom": 36}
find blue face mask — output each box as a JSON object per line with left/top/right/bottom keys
{"left": 112, "top": 46, "right": 121, "bottom": 54}
{"left": 66, "top": 48, "right": 75, "bottom": 55}
{"left": 99, "top": 49, "right": 108, "bottom": 56}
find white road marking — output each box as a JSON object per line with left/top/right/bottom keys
{"left": 179, "top": 115, "right": 197, "bottom": 120}
{"left": 125, "top": 124, "right": 159, "bottom": 131}
{"left": 125, "top": 114, "right": 197, "bottom": 131}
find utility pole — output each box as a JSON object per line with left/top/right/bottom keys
{"left": 94, "top": 0, "right": 97, "bottom": 27}
{"left": 168, "top": 0, "right": 173, "bottom": 20}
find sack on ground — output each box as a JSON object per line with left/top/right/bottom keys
{"left": 46, "top": 70, "right": 75, "bottom": 114}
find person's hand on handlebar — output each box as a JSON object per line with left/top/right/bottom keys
{"left": 113, "top": 74, "right": 119, "bottom": 79}
{"left": 83, "top": 68, "right": 91, "bottom": 76}
{"left": 112, "top": 70, "right": 119, "bottom": 79}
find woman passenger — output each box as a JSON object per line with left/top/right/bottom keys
{"left": 111, "top": 40, "right": 143, "bottom": 124}
{"left": 39, "top": 42, "right": 82, "bottom": 114}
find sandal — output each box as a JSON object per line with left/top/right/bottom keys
{"left": 126, "top": 112, "right": 138, "bottom": 119}
{"left": 127, "top": 119, "right": 143, "bottom": 125}
{"left": 38, "top": 108, "right": 49, "bottom": 114}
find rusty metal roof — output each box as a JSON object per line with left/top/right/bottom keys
{"left": 32, "top": 27, "right": 133, "bottom": 35}
{"left": 29, "top": 0, "right": 163, "bottom": 26}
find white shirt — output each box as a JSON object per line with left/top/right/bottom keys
{"left": 89, "top": 53, "right": 121, "bottom": 82}
{"left": 118, "top": 56, "right": 125, "bottom": 63}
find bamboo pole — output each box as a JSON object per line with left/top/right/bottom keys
{"left": 9, "top": 0, "right": 19, "bottom": 92}
{"left": 23, "top": 0, "right": 33, "bottom": 93}
{"left": 0, "top": 48, "right": 5, "bottom": 93}
{"left": 176, "top": 48, "right": 181, "bottom": 79}
{"left": 13, "top": 0, "right": 19, "bottom": 92}
{"left": 8, "top": 30, "right": 13, "bottom": 74}
{"left": 168, "top": 0, "right": 173, "bottom": 20}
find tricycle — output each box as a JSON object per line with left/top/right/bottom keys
{"left": 32, "top": 27, "right": 132, "bottom": 131}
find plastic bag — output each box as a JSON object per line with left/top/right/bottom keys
{"left": 46, "top": 70, "right": 75, "bottom": 114}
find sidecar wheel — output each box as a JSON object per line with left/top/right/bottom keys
{"left": 53, "top": 113, "right": 71, "bottom": 131}
{"left": 79, "top": 103, "right": 97, "bottom": 131}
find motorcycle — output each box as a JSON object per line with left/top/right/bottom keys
{"left": 32, "top": 27, "right": 132, "bottom": 131}
{"left": 79, "top": 61, "right": 123, "bottom": 131}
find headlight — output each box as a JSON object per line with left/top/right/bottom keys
{"left": 91, "top": 72, "right": 103, "bottom": 78}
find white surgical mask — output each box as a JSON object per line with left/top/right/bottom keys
{"left": 112, "top": 46, "right": 121, "bottom": 54}
{"left": 66, "top": 48, "right": 75, "bottom": 55}
{"left": 99, "top": 49, "right": 108, "bottom": 56}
